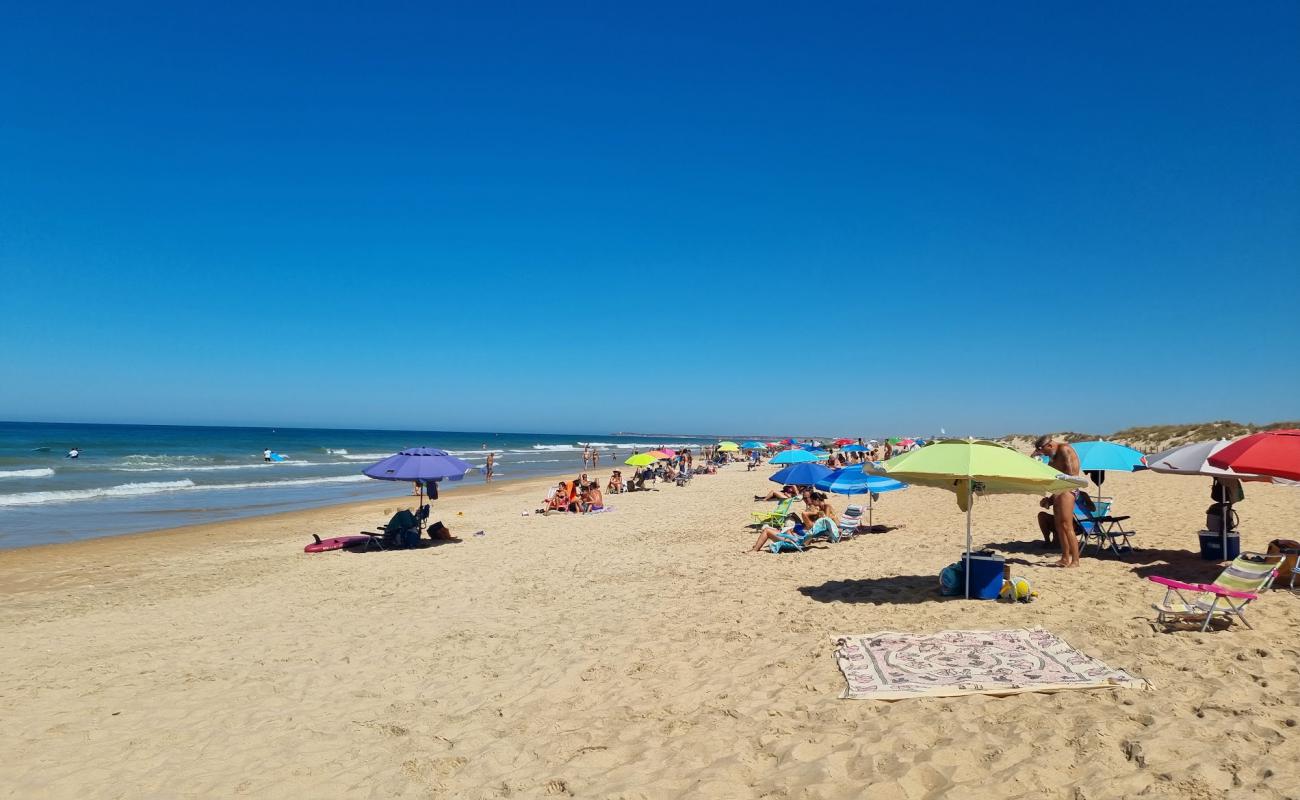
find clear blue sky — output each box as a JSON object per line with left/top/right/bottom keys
{"left": 2, "top": 2, "right": 1297, "bottom": 436}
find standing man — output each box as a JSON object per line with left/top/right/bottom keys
{"left": 1033, "top": 435, "right": 1082, "bottom": 568}
{"left": 485, "top": 452, "right": 495, "bottom": 480}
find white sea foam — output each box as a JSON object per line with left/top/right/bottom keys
{"left": 325, "top": 448, "right": 349, "bottom": 454}
{"left": 203, "top": 475, "right": 370, "bottom": 491}
{"left": 0, "top": 480, "right": 198, "bottom": 506}
{"left": 0, "top": 468, "right": 55, "bottom": 479}
{"left": 111, "top": 460, "right": 347, "bottom": 472}
{"left": 0, "top": 474, "right": 372, "bottom": 507}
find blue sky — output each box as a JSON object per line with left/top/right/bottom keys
{"left": 2, "top": 2, "right": 1297, "bottom": 436}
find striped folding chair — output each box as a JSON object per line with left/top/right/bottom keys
{"left": 1147, "top": 552, "right": 1283, "bottom": 632}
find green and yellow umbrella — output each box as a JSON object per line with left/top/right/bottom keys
{"left": 717, "top": 441, "right": 740, "bottom": 452}
{"left": 868, "top": 439, "right": 1086, "bottom": 597}
{"left": 625, "top": 453, "right": 657, "bottom": 467}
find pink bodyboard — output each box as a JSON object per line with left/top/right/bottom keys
{"left": 304, "top": 535, "right": 371, "bottom": 553}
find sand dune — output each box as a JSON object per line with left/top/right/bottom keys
{"left": 1, "top": 467, "right": 1298, "bottom": 798}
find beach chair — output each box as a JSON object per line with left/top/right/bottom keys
{"left": 767, "top": 517, "right": 840, "bottom": 553}
{"left": 1072, "top": 493, "right": 1135, "bottom": 556}
{"left": 752, "top": 497, "right": 794, "bottom": 528}
{"left": 837, "top": 505, "right": 864, "bottom": 539}
{"left": 1147, "top": 552, "right": 1283, "bottom": 632}
{"left": 360, "top": 505, "right": 429, "bottom": 550}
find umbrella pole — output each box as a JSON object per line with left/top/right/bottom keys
{"left": 965, "top": 479, "right": 973, "bottom": 600}
{"left": 418, "top": 481, "right": 426, "bottom": 537}
{"left": 868, "top": 491, "right": 874, "bottom": 530}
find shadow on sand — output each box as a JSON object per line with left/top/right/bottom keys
{"left": 799, "top": 574, "right": 945, "bottom": 605}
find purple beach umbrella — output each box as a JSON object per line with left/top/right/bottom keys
{"left": 362, "top": 447, "right": 476, "bottom": 483}
{"left": 362, "top": 448, "right": 477, "bottom": 532}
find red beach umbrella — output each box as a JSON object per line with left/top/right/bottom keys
{"left": 834, "top": 438, "right": 853, "bottom": 446}
{"left": 1207, "top": 430, "right": 1300, "bottom": 481}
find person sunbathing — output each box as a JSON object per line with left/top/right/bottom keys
{"left": 750, "top": 517, "right": 836, "bottom": 552}
{"left": 538, "top": 481, "right": 578, "bottom": 513}
{"left": 754, "top": 484, "right": 797, "bottom": 502}
{"left": 581, "top": 484, "right": 604, "bottom": 512}
{"left": 799, "top": 492, "right": 836, "bottom": 528}
{"left": 607, "top": 471, "right": 624, "bottom": 493}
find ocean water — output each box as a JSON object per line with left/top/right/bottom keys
{"left": 0, "top": 422, "right": 715, "bottom": 549}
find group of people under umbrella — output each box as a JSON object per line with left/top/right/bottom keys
{"left": 754, "top": 429, "right": 1300, "bottom": 598}
{"left": 353, "top": 431, "right": 1300, "bottom": 599}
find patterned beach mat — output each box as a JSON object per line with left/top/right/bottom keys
{"left": 833, "top": 628, "right": 1150, "bottom": 700}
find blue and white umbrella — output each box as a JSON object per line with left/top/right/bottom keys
{"left": 814, "top": 464, "right": 907, "bottom": 528}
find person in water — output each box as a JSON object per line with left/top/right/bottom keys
{"left": 67, "top": 447, "right": 80, "bottom": 459}
{"left": 1033, "top": 434, "right": 1082, "bottom": 568}
{"left": 485, "top": 452, "right": 495, "bottom": 479}
{"left": 263, "top": 449, "right": 272, "bottom": 462}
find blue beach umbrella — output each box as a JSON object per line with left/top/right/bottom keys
{"left": 1072, "top": 441, "right": 1147, "bottom": 473}
{"left": 741, "top": 440, "right": 767, "bottom": 450}
{"left": 362, "top": 447, "right": 477, "bottom": 528}
{"left": 841, "top": 444, "right": 868, "bottom": 453}
{"left": 814, "top": 465, "right": 908, "bottom": 528}
{"left": 770, "top": 462, "right": 834, "bottom": 486}
{"left": 1071, "top": 441, "right": 1147, "bottom": 502}
{"left": 771, "top": 449, "right": 819, "bottom": 465}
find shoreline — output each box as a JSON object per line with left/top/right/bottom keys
{"left": 0, "top": 463, "right": 586, "bottom": 555}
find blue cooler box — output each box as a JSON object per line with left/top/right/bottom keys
{"left": 962, "top": 553, "right": 1006, "bottom": 600}
{"left": 1198, "top": 531, "right": 1240, "bottom": 561}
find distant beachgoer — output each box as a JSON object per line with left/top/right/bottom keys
{"left": 1033, "top": 435, "right": 1082, "bottom": 568}
{"left": 67, "top": 447, "right": 80, "bottom": 459}
{"left": 263, "top": 448, "right": 272, "bottom": 462}
{"left": 582, "top": 445, "right": 591, "bottom": 469}
{"left": 593, "top": 449, "right": 600, "bottom": 466}
{"left": 485, "top": 452, "right": 495, "bottom": 479}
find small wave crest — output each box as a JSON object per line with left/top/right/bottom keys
{"left": 325, "top": 448, "right": 349, "bottom": 454}
{"left": 0, "top": 468, "right": 55, "bottom": 479}
{"left": 0, "top": 480, "right": 197, "bottom": 507}
{"left": 0, "top": 474, "right": 372, "bottom": 507}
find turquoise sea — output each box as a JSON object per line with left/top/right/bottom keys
{"left": 0, "top": 421, "right": 717, "bottom": 549}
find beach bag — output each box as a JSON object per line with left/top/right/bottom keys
{"left": 939, "top": 563, "right": 964, "bottom": 596}
{"left": 1206, "top": 503, "right": 1239, "bottom": 533}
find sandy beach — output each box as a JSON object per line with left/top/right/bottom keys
{"left": 2, "top": 465, "right": 1298, "bottom": 799}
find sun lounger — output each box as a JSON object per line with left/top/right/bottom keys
{"left": 767, "top": 517, "right": 839, "bottom": 552}
{"left": 360, "top": 505, "right": 429, "bottom": 550}
{"left": 752, "top": 497, "right": 794, "bottom": 528}
{"left": 1147, "top": 552, "right": 1283, "bottom": 631}
{"left": 837, "top": 505, "right": 864, "bottom": 538}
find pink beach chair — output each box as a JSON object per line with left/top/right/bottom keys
{"left": 1147, "top": 552, "right": 1282, "bottom": 632}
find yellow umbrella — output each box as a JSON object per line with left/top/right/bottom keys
{"left": 717, "top": 441, "right": 740, "bottom": 452}
{"left": 868, "top": 439, "right": 1085, "bottom": 598}
{"left": 625, "top": 453, "right": 656, "bottom": 467}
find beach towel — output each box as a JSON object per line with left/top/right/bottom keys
{"left": 833, "top": 628, "right": 1149, "bottom": 700}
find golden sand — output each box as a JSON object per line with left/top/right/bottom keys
{"left": 1, "top": 467, "right": 1298, "bottom": 798}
